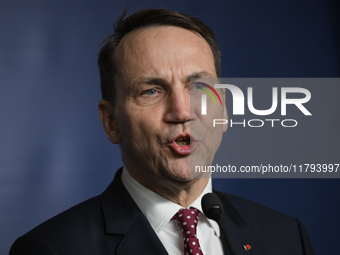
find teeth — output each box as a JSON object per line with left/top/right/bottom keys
{"left": 175, "top": 140, "right": 190, "bottom": 146}
{"left": 175, "top": 136, "right": 190, "bottom": 146}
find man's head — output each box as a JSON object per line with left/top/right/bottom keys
{"left": 98, "top": 9, "right": 227, "bottom": 204}
{"left": 98, "top": 8, "right": 221, "bottom": 106}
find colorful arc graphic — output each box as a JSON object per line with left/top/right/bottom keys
{"left": 196, "top": 82, "right": 222, "bottom": 106}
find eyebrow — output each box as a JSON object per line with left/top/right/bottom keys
{"left": 132, "top": 71, "right": 214, "bottom": 87}
{"left": 185, "top": 71, "right": 214, "bottom": 81}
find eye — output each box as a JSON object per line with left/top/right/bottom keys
{"left": 142, "top": 89, "right": 157, "bottom": 96}
{"left": 193, "top": 82, "right": 204, "bottom": 90}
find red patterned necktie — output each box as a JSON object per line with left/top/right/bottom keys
{"left": 172, "top": 208, "right": 204, "bottom": 255}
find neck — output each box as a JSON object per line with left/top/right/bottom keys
{"left": 126, "top": 167, "right": 209, "bottom": 207}
{"left": 155, "top": 177, "right": 209, "bottom": 207}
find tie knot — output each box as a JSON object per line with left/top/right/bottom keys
{"left": 173, "top": 208, "right": 200, "bottom": 238}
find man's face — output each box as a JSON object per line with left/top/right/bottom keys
{"left": 101, "top": 26, "right": 227, "bottom": 191}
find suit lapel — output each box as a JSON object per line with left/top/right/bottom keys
{"left": 215, "top": 191, "right": 257, "bottom": 255}
{"left": 115, "top": 213, "right": 168, "bottom": 255}
{"left": 101, "top": 168, "right": 168, "bottom": 255}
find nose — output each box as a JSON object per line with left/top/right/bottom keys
{"left": 163, "top": 88, "right": 191, "bottom": 123}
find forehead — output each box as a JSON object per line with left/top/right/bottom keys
{"left": 118, "top": 25, "right": 211, "bottom": 53}
{"left": 115, "top": 26, "right": 216, "bottom": 83}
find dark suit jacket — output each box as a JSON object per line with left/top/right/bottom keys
{"left": 10, "top": 168, "right": 316, "bottom": 255}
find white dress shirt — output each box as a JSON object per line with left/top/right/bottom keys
{"left": 121, "top": 167, "right": 224, "bottom": 255}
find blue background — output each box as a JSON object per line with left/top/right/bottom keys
{"left": 1, "top": 0, "right": 339, "bottom": 254}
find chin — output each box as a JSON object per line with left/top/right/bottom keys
{"left": 170, "top": 166, "right": 206, "bottom": 183}
{"left": 160, "top": 157, "right": 209, "bottom": 183}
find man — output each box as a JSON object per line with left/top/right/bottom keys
{"left": 10, "top": 9, "right": 316, "bottom": 255}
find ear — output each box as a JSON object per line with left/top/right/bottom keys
{"left": 98, "top": 100, "right": 122, "bottom": 144}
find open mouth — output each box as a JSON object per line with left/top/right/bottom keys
{"left": 171, "top": 134, "right": 197, "bottom": 155}
{"left": 175, "top": 136, "right": 190, "bottom": 146}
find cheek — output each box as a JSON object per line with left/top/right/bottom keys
{"left": 199, "top": 103, "right": 226, "bottom": 149}
{"left": 118, "top": 105, "right": 164, "bottom": 141}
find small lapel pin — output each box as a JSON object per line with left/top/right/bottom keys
{"left": 243, "top": 244, "right": 251, "bottom": 251}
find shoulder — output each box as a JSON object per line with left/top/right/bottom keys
{"left": 215, "top": 190, "right": 300, "bottom": 230}
{"left": 214, "top": 190, "right": 316, "bottom": 255}
{"left": 10, "top": 169, "right": 140, "bottom": 255}
{"left": 35, "top": 195, "right": 103, "bottom": 233}
{"left": 10, "top": 195, "right": 107, "bottom": 255}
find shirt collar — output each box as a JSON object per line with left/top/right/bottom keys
{"left": 121, "top": 166, "right": 220, "bottom": 236}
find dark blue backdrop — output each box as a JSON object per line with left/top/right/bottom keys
{"left": 1, "top": 1, "right": 339, "bottom": 254}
